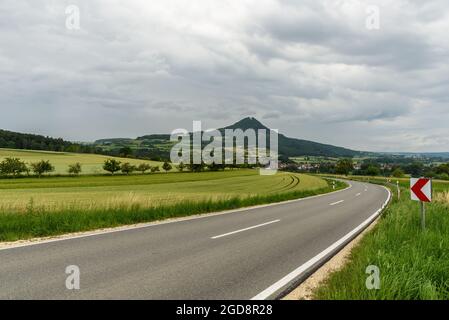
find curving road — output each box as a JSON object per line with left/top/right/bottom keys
{"left": 0, "top": 180, "right": 390, "bottom": 300}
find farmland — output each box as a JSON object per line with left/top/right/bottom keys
{"left": 0, "top": 170, "right": 341, "bottom": 241}
{"left": 0, "top": 148, "right": 163, "bottom": 175}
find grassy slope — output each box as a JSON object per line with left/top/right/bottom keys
{"left": 314, "top": 178, "right": 449, "bottom": 300}
{"left": 0, "top": 170, "right": 345, "bottom": 241}
{"left": 0, "top": 148, "right": 164, "bottom": 175}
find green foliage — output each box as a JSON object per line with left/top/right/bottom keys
{"left": 119, "top": 146, "right": 133, "bottom": 158}
{"left": 68, "top": 162, "right": 82, "bottom": 175}
{"left": 150, "top": 166, "right": 160, "bottom": 173}
{"left": 137, "top": 163, "right": 151, "bottom": 174}
{"left": 335, "top": 158, "right": 354, "bottom": 175}
{"left": 30, "top": 160, "right": 54, "bottom": 177}
{"left": 162, "top": 161, "right": 172, "bottom": 172}
{"left": 0, "top": 129, "right": 94, "bottom": 153}
{"left": 177, "top": 162, "right": 186, "bottom": 172}
{"left": 392, "top": 168, "right": 405, "bottom": 178}
{"left": 120, "top": 162, "right": 136, "bottom": 175}
{"left": 366, "top": 165, "right": 381, "bottom": 176}
{"left": 437, "top": 173, "right": 449, "bottom": 181}
{"left": 0, "top": 157, "right": 28, "bottom": 176}
{"left": 103, "top": 159, "right": 121, "bottom": 175}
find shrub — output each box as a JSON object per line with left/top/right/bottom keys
{"left": 121, "top": 162, "right": 136, "bottom": 175}
{"left": 103, "top": 159, "right": 121, "bottom": 175}
{"left": 0, "top": 157, "right": 28, "bottom": 176}
{"left": 30, "top": 160, "right": 54, "bottom": 177}
{"left": 68, "top": 162, "right": 82, "bottom": 175}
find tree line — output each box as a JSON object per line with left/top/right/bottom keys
{"left": 0, "top": 156, "right": 264, "bottom": 178}
{"left": 0, "top": 129, "right": 98, "bottom": 153}
{"left": 304, "top": 158, "right": 449, "bottom": 180}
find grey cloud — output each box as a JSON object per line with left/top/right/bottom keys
{"left": 0, "top": 0, "right": 448, "bottom": 151}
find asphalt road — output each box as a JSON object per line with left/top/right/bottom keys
{"left": 0, "top": 180, "right": 390, "bottom": 300}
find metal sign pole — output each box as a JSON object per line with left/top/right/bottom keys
{"left": 421, "top": 201, "right": 426, "bottom": 230}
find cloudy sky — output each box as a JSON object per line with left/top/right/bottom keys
{"left": 1, "top": 0, "right": 448, "bottom": 152}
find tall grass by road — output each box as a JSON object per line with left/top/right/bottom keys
{"left": 314, "top": 178, "right": 449, "bottom": 300}
{"left": 0, "top": 171, "right": 345, "bottom": 241}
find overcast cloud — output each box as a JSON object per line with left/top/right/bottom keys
{"left": 0, "top": 0, "right": 448, "bottom": 152}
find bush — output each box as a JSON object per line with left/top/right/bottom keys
{"left": 150, "top": 166, "right": 160, "bottom": 173}
{"left": 103, "top": 159, "right": 121, "bottom": 175}
{"left": 137, "top": 163, "right": 151, "bottom": 174}
{"left": 30, "top": 160, "right": 54, "bottom": 177}
{"left": 392, "top": 168, "right": 405, "bottom": 178}
{"left": 121, "top": 162, "right": 136, "bottom": 175}
{"left": 0, "top": 157, "right": 28, "bottom": 176}
{"left": 162, "top": 161, "right": 172, "bottom": 173}
{"left": 68, "top": 163, "right": 82, "bottom": 175}
{"left": 437, "top": 173, "right": 449, "bottom": 181}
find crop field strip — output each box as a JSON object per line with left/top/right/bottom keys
{"left": 0, "top": 170, "right": 328, "bottom": 214}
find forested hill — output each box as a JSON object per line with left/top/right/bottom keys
{"left": 0, "top": 129, "right": 94, "bottom": 153}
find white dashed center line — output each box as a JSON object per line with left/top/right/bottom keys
{"left": 211, "top": 220, "right": 281, "bottom": 239}
{"left": 329, "top": 200, "right": 344, "bottom": 206}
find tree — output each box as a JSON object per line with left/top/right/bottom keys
{"left": 207, "top": 162, "right": 220, "bottom": 171}
{"left": 437, "top": 173, "right": 449, "bottom": 181}
{"left": 119, "top": 146, "right": 133, "bottom": 158}
{"left": 335, "top": 158, "right": 353, "bottom": 176}
{"left": 30, "top": 160, "right": 54, "bottom": 177}
{"left": 103, "top": 159, "right": 121, "bottom": 175}
{"left": 121, "top": 162, "right": 136, "bottom": 175}
{"left": 68, "top": 162, "right": 82, "bottom": 176}
{"left": 188, "top": 162, "right": 206, "bottom": 172}
{"left": 137, "top": 163, "right": 151, "bottom": 174}
{"left": 366, "top": 165, "right": 381, "bottom": 176}
{"left": 177, "top": 162, "right": 186, "bottom": 172}
{"left": 150, "top": 166, "right": 160, "bottom": 173}
{"left": 392, "top": 168, "right": 405, "bottom": 178}
{"left": 405, "top": 162, "right": 424, "bottom": 178}
{"left": 162, "top": 161, "right": 172, "bottom": 173}
{"left": 0, "top": 157, "right": 28, "bottom": 176}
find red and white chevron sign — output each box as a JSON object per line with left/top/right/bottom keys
{"left": 410, "top": 178, "right": 432, "bottom": 202}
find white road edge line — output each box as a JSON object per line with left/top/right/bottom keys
{"left": 211, "top": 220, "right": 280, "bottom": 239}
{"left": 0, "top": 181, "right": 353, "bottom": 251}
{"left": 251, "top": 185, "right": 391, "bottom": 300}
{"left": 329, "top": 200, "right": 344, "bottom": 206}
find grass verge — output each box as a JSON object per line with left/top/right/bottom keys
{"left": 0, "top": 179, "right": 346, "bottom": 242}
{"left": 313, "top": 178, "right": 449, "bottom": 300}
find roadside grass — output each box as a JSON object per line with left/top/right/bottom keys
{"left": 313, "top": 179, "right": 449, "bottom": 300}
{"left": 0, "top": 171, "right": 346, "bottom": 241}
{"left": 0, "top": 148, "right": 164, "bottom": 175}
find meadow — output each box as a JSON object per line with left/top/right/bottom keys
{"left": 313, "top": 176, "right": 449, "bottom": 300}
{"left": 0, "top": 170, "right": 341, "bottom": 241}
{"left": 0, "top": 148, "right": 163, "bottom": 175}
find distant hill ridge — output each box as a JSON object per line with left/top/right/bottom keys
{"left": 95, "top": 117, "right": 360, "bottom": 158}
{"left": 1, "top": 118, "right": 361, "bottom": 158}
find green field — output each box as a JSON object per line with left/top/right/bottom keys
{"left": 0, "top": 148, "right": 164, "bottom": 175}
{"left": 0, "top": 170, "right": 341, "bottom": 241}
{"left": 0, "top": 170, "right": 327, "bottom": 213}
{"left": 314, "top": 177, "right": 449, "bottom": 300}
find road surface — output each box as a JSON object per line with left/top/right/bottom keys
{"left": 0, "top": 180, "right": 390, "bottom": 300}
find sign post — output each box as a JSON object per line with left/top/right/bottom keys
{"left": 410, "top": 178, "right": 432, "bottom": 230}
